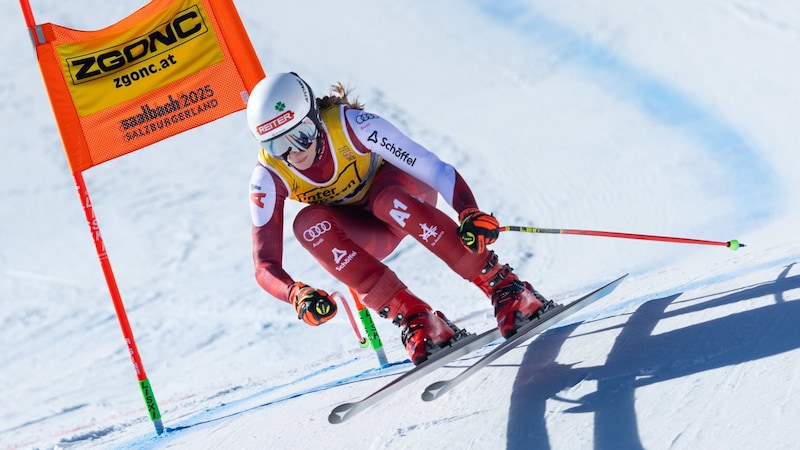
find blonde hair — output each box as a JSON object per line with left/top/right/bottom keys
{"left": 317, "top": 82, "right": 365, "bottom": 110}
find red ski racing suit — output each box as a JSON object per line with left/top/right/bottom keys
{"left": 249, "top": 104, "right": 493, "bottom": 312}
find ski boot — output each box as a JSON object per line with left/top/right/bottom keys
{"left": 378, "top": 289, "right": 466, "bottom": 365}
{"left": 474, "top": 251, "right": 555, "bottom": 338}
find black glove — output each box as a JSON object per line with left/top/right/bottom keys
{"left": 457, "top": 208, "right": 500, "bottom": 253}
{"left": 289, "top": 282, "right": 337, "bottom": 326}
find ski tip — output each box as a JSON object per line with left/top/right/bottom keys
{"left": 328, "top": 403, "right": 355, "bottom": 424}
{"left": 421, "top": 381, "right": 449, "bottom": 402}
{"left": 586, "top": 273, "right": 628, "bottom": 302}
{"left": 608, "top": 273, "right": 629, "bottom": 287}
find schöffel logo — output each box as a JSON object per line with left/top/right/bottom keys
{"left": 257, "top": 110, "right": 295, "bottom": 135}
{"left": 332, "top": 248, "right": 357, "bottom": 271}
{"left": 332, "top": 248, "right": 348, "bottom": 264}
{"left": 67, "top": 6, "right": 208, "bottom": 85}
{"left": 302, "top": 221, "right": 332, "bottom": 242}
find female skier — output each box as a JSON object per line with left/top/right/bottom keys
{"left": 247, "top": 72, "right": 549, "bottom": 364}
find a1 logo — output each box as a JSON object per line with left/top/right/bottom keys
{"left": 389, "top": 199, "right": 410, "bottom": 227}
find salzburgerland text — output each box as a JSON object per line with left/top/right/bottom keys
{"left": 120, "top": 85, "right": 217, "bottom": 142}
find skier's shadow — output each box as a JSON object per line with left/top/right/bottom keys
{"left": 505, "top": 263, "right": 800, "bottom": 450}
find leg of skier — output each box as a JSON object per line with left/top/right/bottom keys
{"left": 366, "top": 165, "right": 550, "bottom": 338}
{"left": 293, "top": 202, "right": 461, "bottom": 365}
{"left": 293, "top": 164, "right": 549, "bottom": 364}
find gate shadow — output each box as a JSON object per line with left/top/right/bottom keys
{"left": 505, "top": 263, "right": 800, "bottom": 450}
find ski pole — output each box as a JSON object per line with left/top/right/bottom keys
{"left": 332, "top": 292, "right": 369, "bottom": 347}
{"left": 349, "top": 288, "right": 389, "bottom": 367}
{"left": 501, "top": 226, "right": 745, "bottom": 250}
{"left": 333, "top": 291, "right": 389, "bottom": 366}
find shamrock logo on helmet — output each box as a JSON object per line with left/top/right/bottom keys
{"left": 275, "top": 101, "right": 286, "bottom": 112}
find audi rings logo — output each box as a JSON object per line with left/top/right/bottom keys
{"left": 303, "top": 221, "right": 332, "bottom": 241}
{"left": 355, "top": 112, "right": 379, "bottom": 124}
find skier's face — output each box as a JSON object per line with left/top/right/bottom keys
{"left": 284, "top": 137, "right": 318, "bottom": 170}
{"left": 263, "top": 115, "right": 318, "bottom": 159}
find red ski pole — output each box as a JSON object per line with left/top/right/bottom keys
{"left": 501, "top": 226, "right": 745, "bottom": 250}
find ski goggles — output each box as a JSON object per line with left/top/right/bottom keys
{"left": 261, "top": 115, "right": 319, "bottom": 158}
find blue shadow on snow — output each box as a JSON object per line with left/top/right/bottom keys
{"left": 505, "top": 262, "right": 800, "bottom": 450}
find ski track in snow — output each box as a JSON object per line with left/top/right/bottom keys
{"left": 469, "top": 0, "right": 779, "bottom": 224}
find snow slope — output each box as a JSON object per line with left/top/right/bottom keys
{"left": 2, "top": 0, "right": 799, "bottom": 449}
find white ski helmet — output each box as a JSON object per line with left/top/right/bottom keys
{"left": 246, "top": 72, "right": 321, "bottom": 156}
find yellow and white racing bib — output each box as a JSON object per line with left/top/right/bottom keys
{"left": 258, "top": 106, "right": 383, "bottom": 206}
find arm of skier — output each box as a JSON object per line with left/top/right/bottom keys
{"left": 250, "top": 165, "right": 294, "bottom": 302}
{"left": 344, "top": 109, "right": 498, "bottom": 252}
{"left": 249, "top": 165, "right": 337, "bottom": 324}
{"left": 344, "top": 108, "right": 478, "bottom": 211}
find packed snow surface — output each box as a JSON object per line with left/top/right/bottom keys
{"left": 2, "top": 1, "right": 799, "bottom": 449}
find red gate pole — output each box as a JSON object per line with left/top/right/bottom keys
{"left": 75, "top": 171, "right": 164, "bottom": 434}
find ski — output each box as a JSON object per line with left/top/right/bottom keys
{"left": 421, "top": 273, "right": 628, "bottom": 402}
{"left": 328, "top": 326, "right": 503, "bottom": 424}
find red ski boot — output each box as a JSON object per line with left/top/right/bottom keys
{"left": 473, "top": 252, "right": 553, "bottom": 338}
{"left": 378, "top": 289, "right": 464, "bottom": 365}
